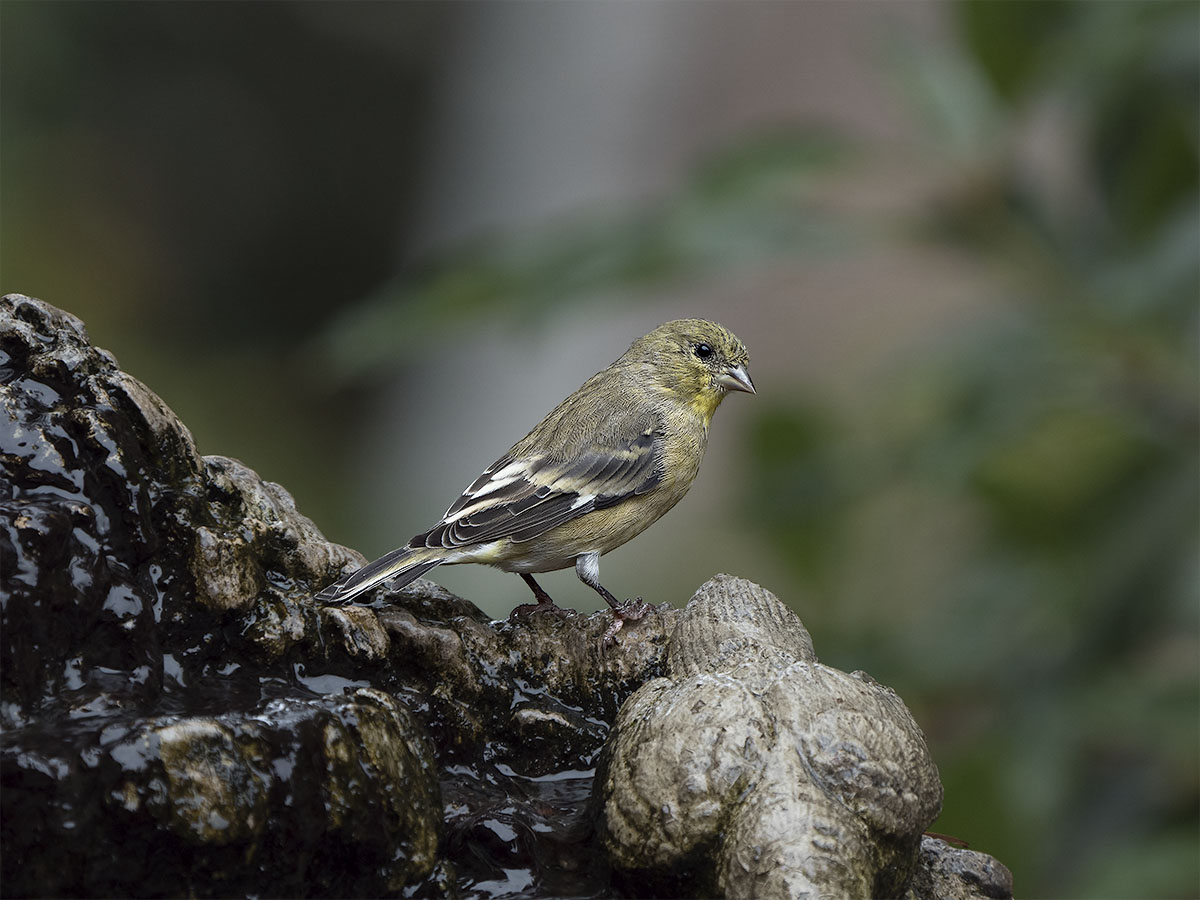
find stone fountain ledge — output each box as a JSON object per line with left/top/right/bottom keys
{"left": 0, "top": 294, "right": 1012, "bottom": 899}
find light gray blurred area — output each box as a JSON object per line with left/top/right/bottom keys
{"left": 360, "top": 1, "right": 977, "bottom": 615}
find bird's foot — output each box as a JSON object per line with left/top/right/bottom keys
{"left": 602, "top": 597, "right": 652, "bottom": 645}
{"left": 510, "top": 599, "right": 569, "bottom": 621}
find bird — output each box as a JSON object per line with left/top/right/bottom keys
{"left": 314, "top": 318, "right": 754, "bottom": 638}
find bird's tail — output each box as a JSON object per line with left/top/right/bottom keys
{"left": 314, "top": 545, "right": 444, "bottom": 606}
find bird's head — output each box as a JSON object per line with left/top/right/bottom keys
{"left": 627, "top": 319, "right": 754, "bottom": 422}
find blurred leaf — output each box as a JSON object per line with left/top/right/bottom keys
{"left": 745, "top": 402, "right": 846, "bottom": 582}
{"left": 690, "top": 128, "right": 855, "bottom": 200}
{"left": 885, "top": 22, "right": 1004, "bottom": 160}
{"left": 320, "top": 129, "right": 859, "bottom": 379}
{"left": 970, "top": 407, "right": 1164, "bottom": 548}
{"left": 956, "top": 0, "right": 1075, "bottom": 104}
{"left": 1073, "top": 827, "right": 1200, "bottom": 900}
{"left": 1091, "top": 202, "right": 1200, "bottom": 323}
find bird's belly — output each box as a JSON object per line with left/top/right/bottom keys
{"left": 483, "top": 482, "right": 689, "bottom": 575}
{"left": 452, "top": 537, "right": 573, "bottom": 574}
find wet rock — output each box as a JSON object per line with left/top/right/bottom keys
{"left": 4, "top": 689, "right": 442, "bottom": 898}
{"left": 371, "top": 589, "right": 678, "bottom": 770}
{"left": 599, "top": 575, "right": 946, "bottom": 899}
{"left": 0, "top": 295, "right": 1011, "bottom": 899}
{"left": 907, "top": 836, "right": 1015, "bottom": 900}
{"left": 0, "top": 294, "right": 673, "bottom": 897}
{"left": 0, "top": 294, "right": 364, "bottom": 727}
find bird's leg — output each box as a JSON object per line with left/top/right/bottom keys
{"left": 574, "top": 553, "right": 651, "bottom": 643}
{"left": 510, "top": 573, "right": 569, "bottom": 619}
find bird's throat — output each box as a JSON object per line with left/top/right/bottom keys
{"left": 689, "top": 388, "right": 725, "bottom": 425}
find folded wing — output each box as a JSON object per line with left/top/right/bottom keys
{"left": 413, "top": 426, "right": 662, "bottom": 551}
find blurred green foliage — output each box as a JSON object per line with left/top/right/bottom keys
{"left": 328, "top": 2, "right": 1199, "bottom": 895}
{"left": 744, "top": 2, "right": 1198, "bottom": 896}
{"left": 321, "top": 127, "right": 858, "bottom": 378}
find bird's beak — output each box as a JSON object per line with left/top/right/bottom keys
{"left": 717, "top": 364, "right": 755, "bottom": 394}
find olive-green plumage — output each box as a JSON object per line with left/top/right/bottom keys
{"left": 315, "top": 319, "right": 754, "bottom": 632}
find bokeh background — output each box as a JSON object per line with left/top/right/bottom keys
{"left": 3, "top": 2, "right": 1197, "bottom": 896}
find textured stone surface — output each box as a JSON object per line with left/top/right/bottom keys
{"left": 907, "top": 836, "right": 1016, "bottom": 900}
{"left": 600, "top": 575, "right": 946, "bottom": 899}
{"left": 0, "top": 294, "right": 674, "bottom": 896}
{"left": 0, "top": 295, "right": 1011, "bottom": 899}
{"left": 6, "top": 689, "right": 443, "bottom": 897}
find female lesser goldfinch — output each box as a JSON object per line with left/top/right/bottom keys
{"left": 316, "top": 318, "right": 754, "bottom": 636}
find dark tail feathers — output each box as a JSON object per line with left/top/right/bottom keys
{"left": 314, "top": 546, "right": 443, "bottom": 606}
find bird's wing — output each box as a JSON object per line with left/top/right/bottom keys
{"left": 413, "top": 426, "right": 662, "bottom": 550}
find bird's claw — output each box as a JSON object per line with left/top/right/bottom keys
{"left": 603, "top": 597, "right": 651, "bottom": 645}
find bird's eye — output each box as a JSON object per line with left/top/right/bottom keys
{"left": 693, "top": 343, "right": 714, "bottom": 360}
